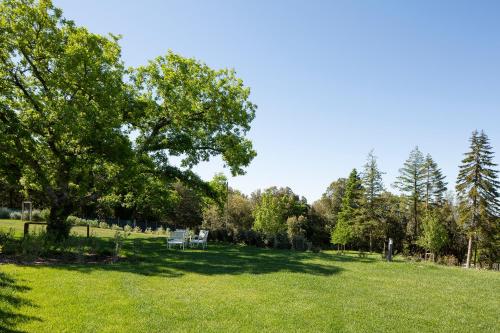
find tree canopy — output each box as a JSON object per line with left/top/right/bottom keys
{"left": 0, "top": 0, "right": 257, "bottom": 239}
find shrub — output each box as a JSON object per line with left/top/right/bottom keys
{"left": 113, "top": 231, "right": 129, "bottom": 258}
{"left": 9, "top": 211, "right": 22, "bottom": 220}
{"left": 287, "top": 215, "right": 307, "bottom": 251}
{"left": 40, "top": 208, "right": 51, "bottom": 221}
{"left": 156, "top": 226, "right": 165, "bottom": 235}
{"left": 132, "top": 226, "right": 142, "bottom": 233}
{"left": 74, "top": 218, "right": 85, "bottom": 226}
{"left": 144, "top": 227, "right": 153, "bottom": 234}
{"left": 438, "top": 255, "right": 459, "bottom": 266}
{"left": 99, "top": 222, "right": 109, "bottom": 229}
{"left": 20, "top": 230, "right": 48, "bottom": 260}
{"left": 66, "top": 215, "right": 79, "bottom": 225}
{"left": 123, "top": 225, "right": 132, "bottom": 233}
{"left": 31, "top": 209, "right": 43, "bottom": 221}
{"left": 88, "top": 219, "right": 98, "bottom": 227}
{"left": 0, "top": 228, "right": 17, "bottom": 255}
{"left": 236, "top": 230, "right": 264, "bottom": 247}
{"left": 0, "top": 207, "right": 12, "bottom": 219}
{"left": 111, "top": 224, "right": 122, "bottom": 231}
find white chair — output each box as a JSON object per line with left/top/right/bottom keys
{"left": 190, "top": 230, "right": 209, "bottom": 249}
{"left": 167, "top": 230, "right": 187, "bottom": 250}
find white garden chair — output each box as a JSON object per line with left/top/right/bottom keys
{"left": 190, "top": 230, "right": 209, "bottom": 249}
{"left": 167, "top": 230, "right": 188, "bottom": 250}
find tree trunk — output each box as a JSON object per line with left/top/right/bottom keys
{"left": 414, "top": 199, "right": 418, "bottom": 236}
{"left": 369, "top": 232, "right": 373, "bottom": 253}
{"left": 9, "top": 189, "right": 14, "bottom": 208}
{"left": 466, "top": 235, "right": 473, "bottom": 268}
{"left": 47, "top": 196, "right": 73, "bottom": 240}
{"left": 473, "top": 236, "right": 478, "bottom": 267}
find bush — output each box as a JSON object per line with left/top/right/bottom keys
{"left": 0, "top": 228, "right": 17, "bottom": 255}
{"left": 156, "top": 226, "right": 165, "bottom": 235}
{"left": 74, "top": 218, "right": 85, "bottom": 226}
{"left": 287, "top": 216, "right": 308, "bottom": 251}
{"left": 88, "top": 219, "right": 98, "bottom": 227}
{"left": 20, "top": 230, "right": 48, "bottom": 260}
{"left": 99, "top": 222, "right": 109, "bottom": 229}
{"left": 66, "top": 215, "right": 79, "bottom": 225}
{"left": 113, "top": 231, "right": 129, "bottom": 258}
{"left": 132, "top": 226, "right": 142, "bottom": 233}
{"left": 438, "top": 255, "right": 459, "bottom": 266}
{"left": 9, "top": 211, "right": 22, "bottom": 220}
{"left": 0, "top": 207, "right": 13, "bottom": 219}
{"left": 235, "top": 230, "right": 264, "bottom": 247}
{"left": 31, "top": 209, "right": 43, "bottom": 221}
{"left": 111, "top": 224, "right": 122, "bottom": 231}
{"left": 144, "top": 227, "right": 153, "bottom": 234}
{"left": 124, "top": 225, "right": 132, "bottom": 233}
{"left": 40, "top": 208, "right": 50, "bottom": 221}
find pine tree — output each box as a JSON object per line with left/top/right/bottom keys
{"left": 456, "top": 130, "right": 500, "bottom": 268}
{"left": 361, "top": 150, "right": 385, "bottom": 252}
{"left": 331, "top": 169, "right": 363, "bottom": 252}
{"left": 423, "top": 154, "right": 448, "bottom": 209}
{"left": 393, "top": 146, "right": 426, "bottom": 238}
{"left": 362, "top": 150, "right": 385, "bottom": 208}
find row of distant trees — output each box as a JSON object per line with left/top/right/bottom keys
{"left": 1, "top": 127, "right": 498, "bottom": 267}
{"left": 202, "top": 130, "right": 499, "bottom": 268}
{"left": 326, "top": 130, "right": 498, "bottom": 268}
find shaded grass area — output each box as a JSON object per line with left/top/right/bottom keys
{"left": 1, "top": 219, "right": 499, "bottom": 332}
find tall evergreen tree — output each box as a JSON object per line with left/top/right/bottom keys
{"left": 456, "top": 130, "right": 500, "bottom": 268}
{"left": 393, "top": 146, "right": 426, "bottom": 238}
{"left": 362, "top": 150, "right": 385, "bottom": 208}
{"left": 331, "top": 169, "right": 363, "bottom": 251}
{"left": 360, "top": 150, "right": 385, "bottom": 251}
{"left": 423, "top": 154, "right": 448, "bottom": 209}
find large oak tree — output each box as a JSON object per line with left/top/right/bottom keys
{"left": 0, "top": 0, "right": 257, "bottom": 239}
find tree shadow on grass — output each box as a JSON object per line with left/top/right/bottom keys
{"left": 27, "top": 237, "right": 351, "bottom": 278}
{"left": 0, "top": 272, "right": 41, "bottom": 333}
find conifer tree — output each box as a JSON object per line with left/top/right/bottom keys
{"left": 393, "top": 147, "right": 426, "bottom": 238}
{"left": 362, "top": 150, "right": 385, "bottom": 208}
{"left": 331, "top": 169, "right": 363, "bottom": 251}
{"left": 423, "top": 154, "right": 448, "bottom": 209}
{"left": 456, "top": 130, "right": 500, "bottom": 268}
{"left": 360, "top": 150, "right": 385, "bottom": 251}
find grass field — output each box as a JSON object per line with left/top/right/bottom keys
{"left": 1, "top": 219, "right": 499, "bottom": 333}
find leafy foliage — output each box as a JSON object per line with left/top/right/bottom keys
{"left": 417, "top": 212, "right": 448, "bottom": 256}
{"left": 0, "top": 0, "right": 257, "bottom": 239}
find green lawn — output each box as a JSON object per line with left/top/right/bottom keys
{"left": 1, "top": 219, "right": 499, "bottom": 332}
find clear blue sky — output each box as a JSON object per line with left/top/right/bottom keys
{"left": 55, "top": 0, "right": 500, "bottom": 202}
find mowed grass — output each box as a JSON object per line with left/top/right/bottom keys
{"left": 1, "top": 219, "right": 499, "bottom": 332}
